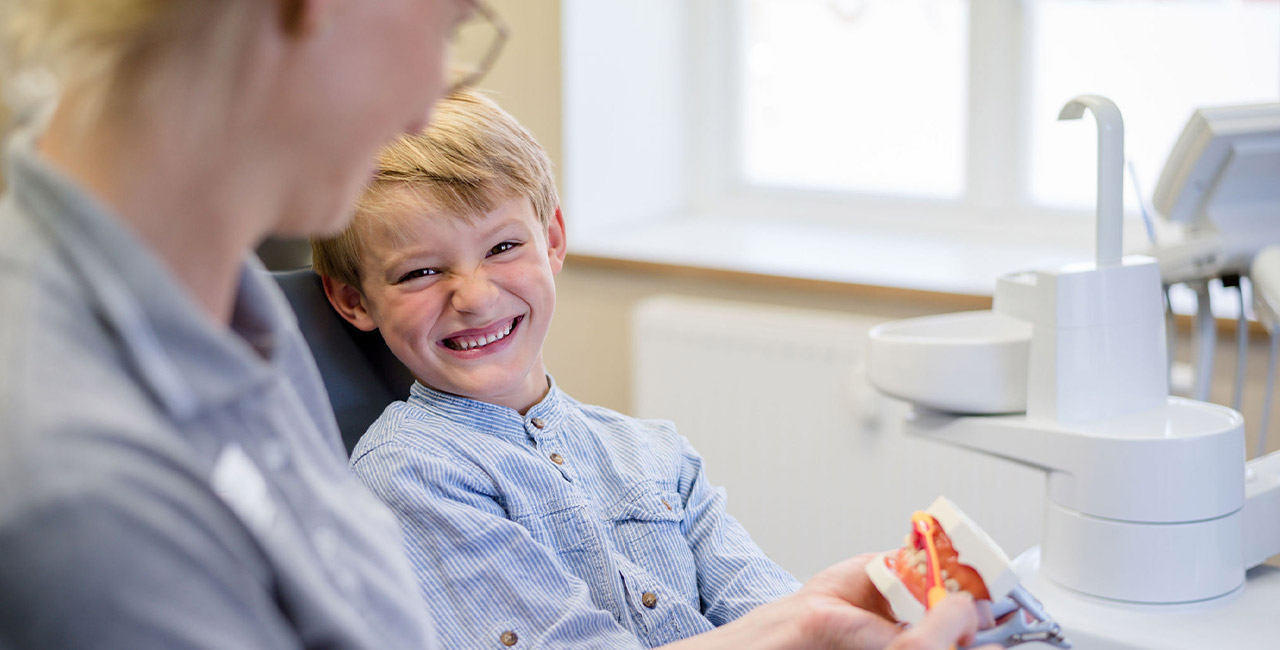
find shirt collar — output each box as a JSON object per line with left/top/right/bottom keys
{"left": 408, "top": 376, "right": 567, "bottom": 442}
{"left": 7, "top": 127, "right": 298, "bottom": 420}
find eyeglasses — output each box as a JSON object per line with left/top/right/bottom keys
{"left": 447, "top": 0, "right": 509, "bottom": 94}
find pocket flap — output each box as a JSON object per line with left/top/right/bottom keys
{"left": 607, "top": 485, "right": 683, "bottom": 522}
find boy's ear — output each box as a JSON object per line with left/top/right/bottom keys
{"left": 546, "top": 207, "right": 568, "bottom": 275}
{"left": 320, "top": 275, "right": 379, "bottom": 332}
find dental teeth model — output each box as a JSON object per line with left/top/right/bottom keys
{"left": 867, "top": 497, "right": 1070, "bottom": 649}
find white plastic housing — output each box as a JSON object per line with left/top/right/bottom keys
{"left": 1012, "top": 547, "right": 1280, "bottom": 650}
{"left": 867, "top": 312, "right": 1031, "bottom": 414}
{"left": 907, "top": 399, "right": 1243, "bottom": 523}
{"left": 1139, "top": 103, "right": 1280, "bottom": 285}
{"left": 994, "top": 256, "right": 1168, "bottom": 424}
{"left": 1041, "top": 501, "right": 1243, "bottom": 603}
{"left": 906, "top": 399, "right": 1245, "bottom": 603}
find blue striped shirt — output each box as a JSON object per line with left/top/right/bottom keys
{"left": 350, "top": 379, "right": 800, "bottom": 648}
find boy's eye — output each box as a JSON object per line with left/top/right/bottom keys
{"left": 396, "top": 268, "right": 439, "bottom": 283}
{"left": 488, "top": 241, "right": 521, "bottom": 257}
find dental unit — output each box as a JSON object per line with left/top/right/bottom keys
{"left": 868, "top": 96, "right": 1280, "bottom": 649}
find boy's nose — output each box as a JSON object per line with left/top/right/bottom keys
{"left": 449, "top": 272, "right": 500, "bottom": 314}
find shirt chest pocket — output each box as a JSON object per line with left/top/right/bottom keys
{"left": 607, "top": 488, "right": 699, "bottom": 602}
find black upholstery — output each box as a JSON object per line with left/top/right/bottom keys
{"left": 272, "top": 269, "right": 413, "bottom": 455}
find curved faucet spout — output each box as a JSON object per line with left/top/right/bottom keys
{"left": 1059, "top": 95, "right": 1125, "bottom": 267}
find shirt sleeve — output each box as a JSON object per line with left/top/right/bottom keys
{"left": 351, "top": 441, "right": 645, "bottom": 650}
{"left": 0, "top": 466, "right": 301, "bottom": 650}
{"left": 675, "top": 436, "right": 802, "bottom": 625}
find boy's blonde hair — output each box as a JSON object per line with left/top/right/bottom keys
{"left": 312, "top": 89, "right": 559, "bottom": 290}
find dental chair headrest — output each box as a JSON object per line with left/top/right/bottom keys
{"left": 272, "top": 269, "right": 413, "bottom": 454}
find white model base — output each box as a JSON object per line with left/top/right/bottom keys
{"left": 1013, "top": 547, "right": 1280, "bottom": 649}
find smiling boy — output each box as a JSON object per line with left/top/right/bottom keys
{"left": 311, "top": 90, "right": 799, "bottom": 649}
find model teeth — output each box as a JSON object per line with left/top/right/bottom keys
{"left": 445, "top": 319, "right": 516, "bottom": 351}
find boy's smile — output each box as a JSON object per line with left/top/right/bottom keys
{"left": 332, "top": 190, "right": 566, "bottom": 413}
{"left": 440, "top": 315, "right": 522, "bottom": 351}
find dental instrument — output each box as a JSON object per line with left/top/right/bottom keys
{"left": 1148, "top": 103, "right": 1280, "bottom": 442}
{"left": 972, "top": 586, "right": 1069, "bottom": 650}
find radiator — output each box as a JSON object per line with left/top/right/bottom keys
{"left": 632, "top": 295, "right": 1046, "bottom": 581}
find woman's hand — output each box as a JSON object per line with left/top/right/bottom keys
{"left": 793, "top": 553, "right": 997, "bottom": 649}
{"left": 666, "top": 553, "right": 998, "bottom": 650}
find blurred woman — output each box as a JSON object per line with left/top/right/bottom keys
{"left": 0, "top": 2, "right": 464, "bottom": 646}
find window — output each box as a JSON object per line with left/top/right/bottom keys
{"left": 733, "top": 0, "right": 1280, "bottom": 225}
{"left": 742, "top": 0, "right": 968, "bottom": 199}
{"left": 1025, "top": 0, "right": 1280, "bottom": 211}
{"left": 561, "top": 0, "right": 1280, "bottom": 293}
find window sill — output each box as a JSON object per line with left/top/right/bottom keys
{"left": 567, "top": 213, "right": 1263, "bottom": 333}
{"left": 569, "top": 213, "right": 1093, "bottom": 302}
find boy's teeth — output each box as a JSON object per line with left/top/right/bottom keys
{"left": 448, "top": 319, "right": 515, "bottom": 351}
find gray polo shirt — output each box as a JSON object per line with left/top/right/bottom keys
{"left": 0, "top": 129, "right": 438, "bottom": 649}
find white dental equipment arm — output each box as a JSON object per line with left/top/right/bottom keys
{"left": 869, "top": 96, "right": 1280, "bottom": 618}
{"left": 1148, "top": 103, "right": 1280, "bottom": 279}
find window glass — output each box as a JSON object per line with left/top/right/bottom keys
{"left": 741, "top": 0, "right": 969, "bottom": 199}
{"left": 1027, "top": 0, "right": 1280, "bottom": 213}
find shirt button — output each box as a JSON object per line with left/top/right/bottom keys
{"left": 642, "top": 592, "right": 658, "bottom": 609}
{"left": 661, "top": 499, "right": 673, "bottom": 511}
{"left": 500, "top": 631, "right": 518, "bottom": 646}
{"left": 530, "top": 417, "right": 546, "bottom": 429}
{"left": 549, "top": 453, "right": 565, "bottom": 465}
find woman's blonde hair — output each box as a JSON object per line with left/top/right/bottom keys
{"left": 2, "top": 0, "right": 258, "bottom": 133}
{"left": 312, "top": 89, "right": 560, "bottom": 290}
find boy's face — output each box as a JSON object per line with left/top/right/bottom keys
{"left": 328, "top": 189, "right": 567, "bottom": 413}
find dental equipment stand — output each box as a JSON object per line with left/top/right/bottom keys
{"left": 1146, "top": 103, "right": 1280, "bottom": 453}
{"left": 868, "top": 96, "right": 1280, "bottom": 649}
